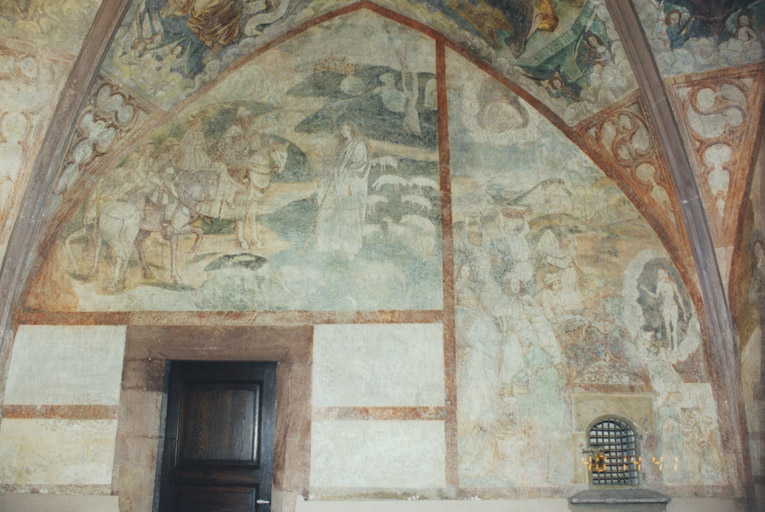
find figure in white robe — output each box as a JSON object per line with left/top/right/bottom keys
{"left": 316, "top": 121, "right": 371, "bottom": 257}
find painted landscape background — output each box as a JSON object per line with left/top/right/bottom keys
{"left": 53, "top": 11, "right": 443, "bottom": 312}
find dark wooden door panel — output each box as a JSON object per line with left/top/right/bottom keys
{"left": 174, "top": 467, "right": 262, "bottom": 486}
{"left": 160, "top": 362, "right": 276, "bottom": 512}
{"left": 174, "top": 486, "right": 257, "bottom": 512}
{"left": 180, "top": 384, "right": 260, "bottom": 463}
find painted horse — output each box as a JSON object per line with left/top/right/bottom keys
{"left": 65, "top": 138, "right": 288, "bottom": 289}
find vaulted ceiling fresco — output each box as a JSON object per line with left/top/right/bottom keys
{"left": 0, "top": 0, "right": 101, "bottom": 53}
{"left": 635, "top": 0, "right": 763, "bottom": 76}
{"left": 1, "top": 0, "right": 669, "bottom": 269}
{"left": 103, "top": 0, "right": 636, "bottom": 124}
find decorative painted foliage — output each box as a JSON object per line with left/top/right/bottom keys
{"left": 668, "top": 64, "right": 765, "bottom": 249}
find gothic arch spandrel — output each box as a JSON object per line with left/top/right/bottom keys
{"left": 666, "top": 63, "right": 765, "bottom": 253}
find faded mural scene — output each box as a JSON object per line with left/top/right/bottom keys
{"left": 1, "top": 0, "right": 764, "bottom": 509}
{"left": 55, "top": 10, "right": 442, "bottom": 312}
{"left": 105, "top": 0, "right": 302, "bottom": 109}
{"left": 0, "top": 1, "right": 102, "bottom": 261}
{"left": 447, "top": 51, "right": 727, "bottom": 488}
{"left": 103, "top": 0, "right": 637, "bottom": 124}
{"left": 368, "top": 0, "right": 637, "bottom": 125}
{"left": 636, "top": 0, "right": 764, "bottom": 75}
{"left": 736, "top": 166, "right": 765, "bottom": 478}
{"left": 0, "top": 0, "right": 101, "bottom": 53}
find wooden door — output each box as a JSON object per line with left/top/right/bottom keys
{"left": 159, "top": 362, "right": 276, "bottom": 512}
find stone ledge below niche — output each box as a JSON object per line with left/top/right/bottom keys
{"left": 569, "top": 489, "right": 670, "bottom": 512}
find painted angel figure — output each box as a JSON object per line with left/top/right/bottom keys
{"left": 665, "top": 9, "right": 692, "bottom": 49}
{"left": 720, "top": 9, "right": 763, "bottom": 63}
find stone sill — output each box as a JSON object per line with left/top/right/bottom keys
{"left": 569, "top": 489, "right": 671, "bottom": 505}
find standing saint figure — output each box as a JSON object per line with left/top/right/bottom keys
{"left": 641, "top": 268, "right": 687, "bottom": 352}
{"left": 315, "top": 121, "right": 371, "bottom": 257}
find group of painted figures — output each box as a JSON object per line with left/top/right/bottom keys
{"left": 66, "top": 108, "right": 288, "bottom": 289}
{"left": 65, "top": 104, "right": 387, "bottom": 291}
{"left": 454, "top": 202, "right": 711, "bottom": 485}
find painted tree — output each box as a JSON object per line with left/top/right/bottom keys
{"left": 384, "top": 23, "right": 421, "bottom": 137}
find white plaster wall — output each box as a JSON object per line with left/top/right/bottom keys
{"left": 4, "top": 325, "right": 125, "bottom": 405}
{"left": 0, "top": 419, "right": 118, "bottom": 485}
{"left": 313, "top": 324, "right": 444, "bottom": 407}
{"left": 311, "top": 419, "right": 446, "bottom": 488}
{"left": 311, "top": 324, "right": 447, "bottom": 490}
{"left": 0, "top": 325, "right": 126, "bottom": 488}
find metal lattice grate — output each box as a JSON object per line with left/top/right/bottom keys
{"left": 589, "top": 418, "right": 639, "bottom": 486}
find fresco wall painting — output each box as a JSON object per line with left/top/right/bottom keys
{"left": 45, "top": 10, "right": 443, "bottom": 313}
{"left": 103, "top": 0, "right": 364, "bottom": 111}
{"left": 29, "top": 0, "right": 651, "bottom": 266}
{"left": 635, "top": 0, "right": 764, "bottom": 77}
{"left": 2, "top": 0, "right": 755, "bottom": 505}
{"left": 0, "top": 0, "right": 101, "bottom": 55}
{"left": 52, "top": 77, "right": 158, "bottom": 201}
{"left": 574, "top": 94, "right": 700, "bottom": 304}
{"left": 101, "top": 1, "right": 638, "bottom": 126}
{"left": 0, "top": 0, "right": 103, "bottom": 265}
{"left": 373, "top": 0, "right": 639, "bottom": 126}
{"left": 732, "top": 147, "right": 765, "bottom": 481}
{"left": 0, "top": 41, "right": 72, "bottom": 262}
{"left": 447, "top": 50, "right": 726, "bottom": 490}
